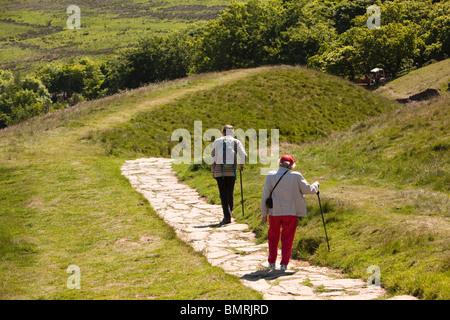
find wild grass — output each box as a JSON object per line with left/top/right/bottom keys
{"left": 0, "top": 68, "right": 264, "bottom": 299}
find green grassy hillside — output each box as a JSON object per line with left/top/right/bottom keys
{"left": 0, "top": 65, "right": 448, "bottom": 300}
{"left": 168, "top": 70, "right": 448, "bottom": 300}
{"left": 89, "top": 65, "right": 398, "bottom": 156}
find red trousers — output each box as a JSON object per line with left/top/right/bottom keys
{"left": 268, "top": 215, "right": 297, "bottom": 266}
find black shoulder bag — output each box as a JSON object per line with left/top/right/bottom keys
{"left": 265, "top": 170, "right": 289, "bottom": 209}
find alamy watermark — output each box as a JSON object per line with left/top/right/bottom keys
{"left": 66, "top": 265, "right": 81, "bottom": 289}
{"left": 366, "top": 265, "right": 381, "bottom": 286}
{"left": 67, "top": 5, "right": 81, "bottom": 30}
{"left": 367, "top": 5, "right": 381, "bottom": 29}
{"left": 171, "top": 121, "right": 280, "bottom": 175}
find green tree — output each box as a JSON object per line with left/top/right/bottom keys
{"left": 38, "top": 64, "right": 65, "bottom": 100}
{"left": 191, "top": 0, "right": 288, "bottom": 73}
{"left": 103, "top": 32, "right": 193, "bottom": 93}
{"left": 310, "top": 21, "right": 420, "bottom": 79}
{"left": 0, "top": 70, "right": 51, "bottom": 128}
{"left": 421, "top": 1, "right": 450, "bottom": 61}
{"left": 331, "top": 0, "right": 374, "bottom": 34}
{"left": 38, "top": 58, "right": 104, "bottom": 100}
{"left": 77, "top": 58, "right": 104, "bottom": 100}
{"left": 308, "top": 27, "right": 364, "bottom": 80}
{"left": 0, "top": 70, "right": 16, "bottom": 127}
{"left": 359, "top": 22, "right": 420, "bottom": 77}
{"left": 281, "top": 22, "right": 336, "bottom": 65}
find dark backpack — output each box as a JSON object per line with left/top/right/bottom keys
{"left": 220, "top": 137, "right": 237, "bottom": 180}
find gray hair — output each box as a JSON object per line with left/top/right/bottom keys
{"left": 280, "top": 161, "right": 294, "bottom": 170}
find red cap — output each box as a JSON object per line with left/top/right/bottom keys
{"left": 279, "top": 154, "right": 295, "bottom": 167}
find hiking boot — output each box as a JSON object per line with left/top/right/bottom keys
{"left": 280, "top": 264, "right": 287, "bottom": 272}
{"left": 267, "top": 263, "right": 276, "bottom": 271}
{"left": 218, "top": 219, "right": 231, "bottom": 226}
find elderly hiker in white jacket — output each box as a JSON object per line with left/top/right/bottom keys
{"left": 211, "top": 125, "right": 247, "bottom": 226}
{"left": 261, "top": 154, "right": 319, "bottom": 271}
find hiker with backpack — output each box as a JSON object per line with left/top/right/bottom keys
{"left": 261, "top": 155, "right": 319, "bottom": 271}
{"left": 211, "top": 125, "right": 247, "bottom": 226}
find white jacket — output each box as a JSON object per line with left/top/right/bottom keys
{"left": 261, "top": 168, "right": 319, "bottom": 218}
{"left": 211, "top": 135, "right": 247, "bottom": 178}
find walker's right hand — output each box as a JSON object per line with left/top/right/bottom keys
{"left": 262, "top": 216, "right": 267, "bottom": 225}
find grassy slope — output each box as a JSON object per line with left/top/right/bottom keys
{"left": 289, "top": 93, "right": 449, "bottom": 299}
{"left": 91, "top": 65, "right": 397, "bottom": 156}
{"left": 87, "top": 65, "right": 448, "bottom": 299}
{"left": 376, "top": 59, "right": 450, "bottom": 100}
{"left": 0, "top": 68, "right": 265, "bottom": 299}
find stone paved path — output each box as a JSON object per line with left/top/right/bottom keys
{"left": 121, "top": 158, "right": 418, "bottom": 300}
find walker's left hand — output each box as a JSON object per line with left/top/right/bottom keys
{"left": 261, "top": 216, "right": 267, "bottom": 225}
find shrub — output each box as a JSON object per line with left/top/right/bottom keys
{"left": 0, "top": 71, "right": 51, "bottom": 128}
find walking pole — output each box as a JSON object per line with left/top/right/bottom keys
{"left": 240, "top": 167, "right": 244, "bottom": 217}
{"left": 317, "top": 191, "right": 331, "bottom": 252}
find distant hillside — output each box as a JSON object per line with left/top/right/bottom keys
{"left": 2, "top": 0, "right": 447, "bottom": 131}
{"left": 0, "top": 0, "right": 230, "bottom": 72}
{"left": 376, "top": 59, "right": 450, "bottom": 100}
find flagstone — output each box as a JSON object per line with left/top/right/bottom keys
{"left": 236, "top": 254, "right": 266, "bottom": 262}
{"left": 206, "top": 249, "right": 235, "bottom": 259}
{"left": 241, "top": 279, "right": 271, "bottom": 291}
{"left": 215, "top": 224, "right": 248, "bottom": 232}
{"left": 235, "top": 246, "right": 263, "bottom": 253}
{"left": 310, "top": 278, "right": 365, "bottom": 289}
{"left": 185, "top": 232, "right": 210, "bottom": 241}
{"left": 192, "top": 204, "right": 219, "bottom": 209}
{"left": 208, "top": 232, "right": 231, "bottom": 241}
{"left": 170, "top": 203, "right": 191, "bottom": 210}
{"left": 277, "top": 282, "right": 315, "bottom": 296}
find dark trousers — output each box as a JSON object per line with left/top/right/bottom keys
{"left": 216, "top": 177, "right": 235, "bottom": 221}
